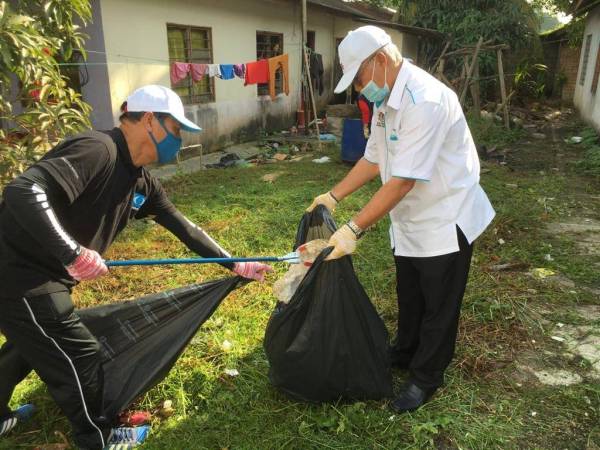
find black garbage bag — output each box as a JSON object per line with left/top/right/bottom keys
{"left": 78, "top": 276, "right": 243, "bottom": 418}
{"left": 264, "top": 206, "right": 393, "bottom": 402}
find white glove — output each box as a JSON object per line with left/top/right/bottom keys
{"left": 325, "top": 224, "right": 357, "bottom": 261}
{"left": 306, "top": 191, "right": 338, "bottom": 212}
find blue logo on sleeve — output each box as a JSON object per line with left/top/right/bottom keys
{"left": 132, "top": 193, "right": 147, "bottom": 211}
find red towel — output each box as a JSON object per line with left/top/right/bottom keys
{"left": 244, "top": 59, "right": 269, "bottom": 85}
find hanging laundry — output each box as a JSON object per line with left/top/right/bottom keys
{"left": 309, "top": 52, "right": 324, "bottom": 95}
{"left": 190, "top": 63, "right": 208, "bottom": 82}
{"left": 233, "top": 64, "right": 245, "bottom": 79}
{"left": 244, "top": 59, "right": 269, "bottom": 86}
{"left": 170, "top": 62, "right": 191, "bottom": 85}
{"left": 267, "top": 54, "right": 290, "bottom": 100}
{"left": 219, "top": 64, "right": 236, "bottom": 80}
{"left": 207, "top": 64, "right": 222, "bottom": 78}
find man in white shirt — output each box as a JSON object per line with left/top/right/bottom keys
{"left": 307, "top": 26, "right": 495, "bottom": 412}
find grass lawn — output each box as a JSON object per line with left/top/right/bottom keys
{"left": 2, "top": 118, "right": 600, "bottom": 449}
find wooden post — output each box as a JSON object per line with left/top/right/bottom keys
{"left": 470, "top": 56, "right": 481, "bottom": 118}
{"left": 431, "top": 40, "right": 451, "bottom": 74}
{"left": 301, "top": 0, "right": 309, "bottom": 133}
{"left": 497, "top": 48, "right": 509, "bottom": 129}
{"left": 462, "top": 56, "right": 470, "bottom": 101}
{"left": 436, "top": 57, "right": 445, "bottom": 79}
{"left": 459, "top": 37, "right": 483, "bottom": 105}
{"left": 303, "top": 46, "right": 321, "bottom": 150}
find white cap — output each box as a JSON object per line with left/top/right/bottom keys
{"left": 126, "top": 85, "right": 202, "bottom": 133}
{"left": 334, "top": 26, "right": 392, "bottom": 94}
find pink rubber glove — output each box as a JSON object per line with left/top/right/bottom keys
{"left": 66, "top": 247, "right": 109, "bottom": 281}
{"left": 233, "top": 262, "right": 273, "bottom": 282}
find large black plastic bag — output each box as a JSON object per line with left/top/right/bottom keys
{"left": 264, "top": 206, "right": 393, "bottom": 402}
{"left": 78, "top": 276, "right": 243, "bottom": 418}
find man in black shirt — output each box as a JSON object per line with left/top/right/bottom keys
{"left": 0, "top": 85, "right": 271, "bottom": 449}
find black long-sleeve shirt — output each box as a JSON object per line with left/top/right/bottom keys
{"left": 0, "top": 128, "right": 231, "bottom": 298}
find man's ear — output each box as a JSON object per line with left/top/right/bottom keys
{"left": 375, "top": 51, "right": 387, "bottom": 67}
{"left": 142, "top": 112, "right": 154, "bottom": 132}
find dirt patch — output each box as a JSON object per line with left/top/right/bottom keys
{"left": 514, "top": 304, "right": 600, "bottom": 385}
{"left": 531, "top": 368, "right": 582, "bottom": 386}
{"left": 513, "top": 351, "right": 580, "bottom": 386}
{"left": 546, "top": 308, "right": 600, "bottom": 380}
{"left": 547, "top": 219, "right": 600, "bottom": 255}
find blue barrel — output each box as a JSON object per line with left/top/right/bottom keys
{"left": 341, "top": 118, "right": 367, "bottom": 163}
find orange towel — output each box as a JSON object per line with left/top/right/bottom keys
{"left": 267, "top": 54, "right": 289, "bottom": 100}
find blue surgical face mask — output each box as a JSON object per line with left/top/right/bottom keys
{"left": 148, "top": 117, "right": 182, "bottom": 164}
{"left": 360, "top": 57, "right": 390, "bottom": 107}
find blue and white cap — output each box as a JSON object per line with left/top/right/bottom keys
{"left": 126, "top": 85, "right": 202, "bottom": 133}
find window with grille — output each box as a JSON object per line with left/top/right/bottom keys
{"left": 167, "top": 24, "right": 214, "bottom": 104}
{"left": 591, "top": 43, "right": 600, "bottom": 94}
{"left": 580, "top": 34, "right": 592, "bottom": 86}
{"left": 256, "top": 31, "right": 283, "bottom": 96}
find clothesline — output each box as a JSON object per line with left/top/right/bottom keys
{"left": 56, "top": 49, "right": 325, "bottom": 101}
{"left": 168, "top": 54, "right": 290, "bottom": 101}
{"left": 81, "top": 45, "right": 309, "bottom": 65}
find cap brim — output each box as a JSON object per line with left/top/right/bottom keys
{"left": 334, "top": 63, "right": 360, "bottom": 94}
{"left": 173, "top": 113, "right": 202, "bottom": 133}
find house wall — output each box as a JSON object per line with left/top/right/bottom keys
{"left": 574, "top": 5, "right": 600, "bottom": 131}
{"left": 558, "top": 43, "right": 581, "bottom": 102}
{"left": 541, "top": 39, "right": 560, "bottom": 97}
{"left": 86, "top": 0, "right": 418, "bottom": 152}
{"left": 82, "top": 0, "right": 114, "bottom": 129}
{"left": 98, "top": 0, "right": 303, "bottom": 152}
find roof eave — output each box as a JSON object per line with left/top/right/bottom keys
{"left": 355, "top": 17, "right": 446, "bottom": 39}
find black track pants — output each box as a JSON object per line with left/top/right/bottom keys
{"left": 0, "top": 291, "right": 109, "bottom": 449}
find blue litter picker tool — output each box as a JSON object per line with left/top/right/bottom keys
{"left": 105, "top": 252, "right": 300, "bottom": 267}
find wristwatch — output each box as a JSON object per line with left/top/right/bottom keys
{"left": 346, "top": 220, "right": 365, "bottom": 239}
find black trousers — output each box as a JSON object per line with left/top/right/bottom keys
{"left": 390, "top": 226, "right": 473, "bottom": 390}
{"left": 0, "top": 291, "right": 109, "bottom": 449}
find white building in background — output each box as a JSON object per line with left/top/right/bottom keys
{"left": 81, "top": 0, "right": 443, "bottom": 153}
{"left": 573, "top": 0, "right": 600, "bottom": 131}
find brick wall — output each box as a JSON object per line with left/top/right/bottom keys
{"left": 557, "top": 43, "right": 581, "bottom": 102}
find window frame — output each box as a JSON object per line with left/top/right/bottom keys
{"left": 580, "top": 33, "right": 593, "bottom": 86}
{"left": 256, "top": 30, "right": 284, "bottom": 97}
{"left": 167, "top": 23, "right": 215, "bottom": 104}
{"left": 591, "top": 42, "right": 600, "bottom": 94}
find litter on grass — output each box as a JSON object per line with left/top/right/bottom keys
{"left": 272, "top": 239, "right": 328, "bottom": 304}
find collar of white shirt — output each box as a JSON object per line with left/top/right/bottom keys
{"left": 385, "top": 59, "right": 413, "bottom": 111}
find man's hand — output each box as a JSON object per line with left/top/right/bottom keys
{"left": 325, "top": 224, "right": 358, "bottom": 261}
{"left": 233, "top": 262, "right": 273, "bottom": 282}
{"left": 306, "top": 191, "right": 338, "bottom": 212}
{"left": 66, "top": 247, "right": 108, "bottom": 281}
{"left": 363, "top": 124, "right": 370, "bottom": 139}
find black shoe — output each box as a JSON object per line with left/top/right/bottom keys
{"left": 390, "top": 383, "right": 435, "bottom": 413}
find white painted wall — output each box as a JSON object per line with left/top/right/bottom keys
{"left": 85, "top": 0, "right": 420, "bottom": 151}
{"left": 574, "top": 6, "right": 600, "bottom": 131}
{"left": 97, "top": 0, "right": 304, "bottom": 150}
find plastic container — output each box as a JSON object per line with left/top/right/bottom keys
{"left": 341, "top": 118, "right": 367, "bottom": 163}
